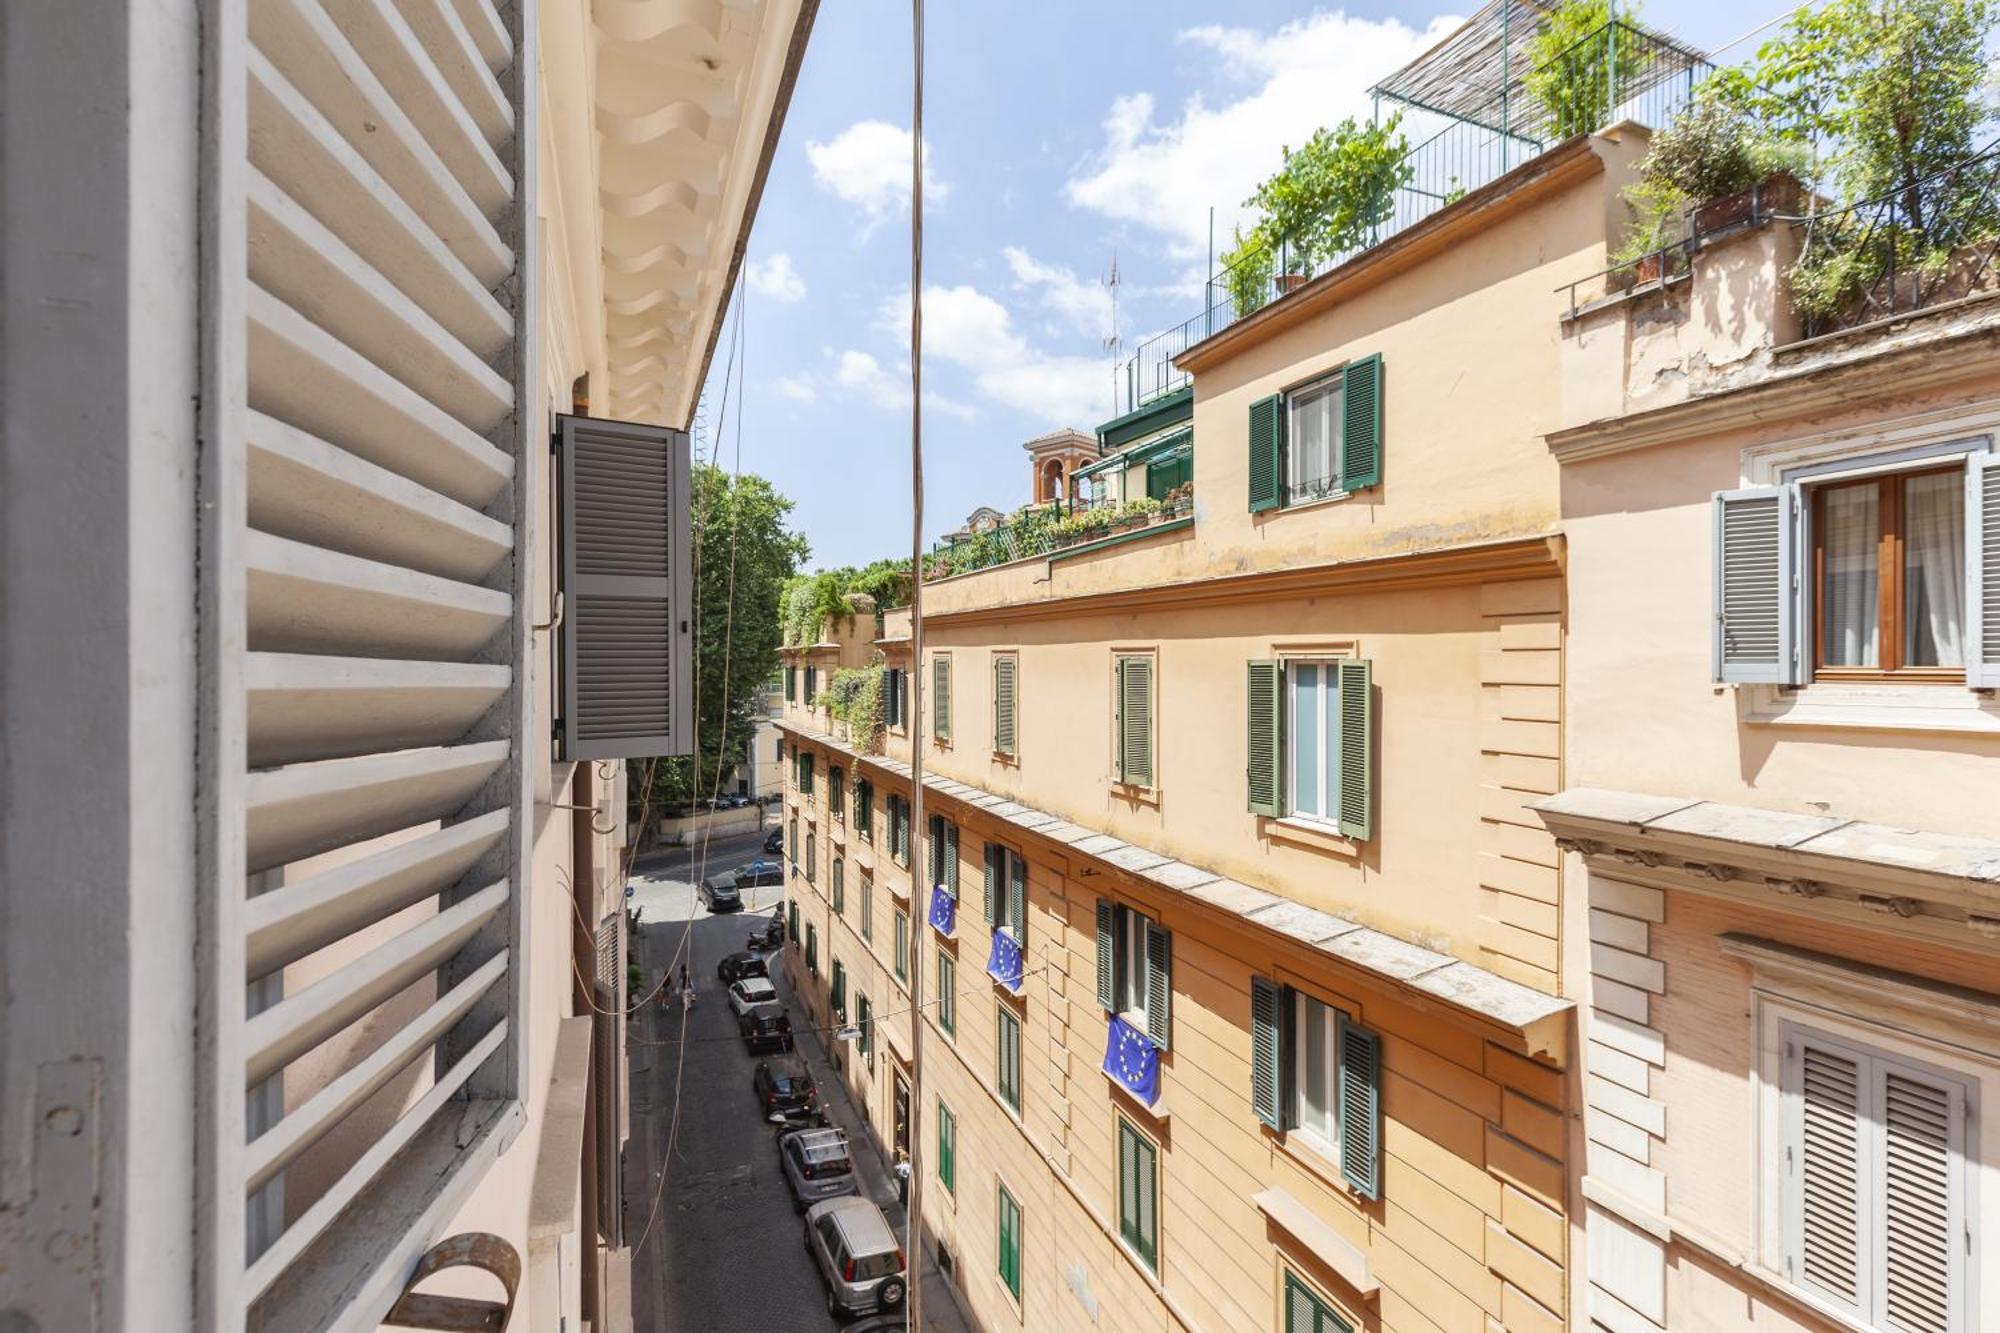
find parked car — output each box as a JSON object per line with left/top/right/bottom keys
{"left": 778, "top": 1127, "right": 858, "bottom": 1211}
{"left": 747, "top": 913, "right": 784, "bottom": 952}
{"left": 738, "top": 1001, "right": 793, "bottom": 1054}
{"left": 727, "top": 977, "right": 779, "bottom": 1017}
{"left": 753, "top": 1055, "right": 817, "bottom": 1116}
{"left": 724, "top": 793, "right": 753, "bottom": 808}
{"left": 763, "top": 828, "right": 784, "bottom": 854}
{"left": 716, "top": 951, "right": 769, "bottom": 985}
{"left": 803, "top": 1197, "right": 907, "bottom": 1320}
{"left": 733, "top": 858, "right": 785, "bottom": 889}
{"left": 696, "top": 873, "right": 743, "bottom": 913}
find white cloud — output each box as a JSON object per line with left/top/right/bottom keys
{"left": 1065, "top": 11, "right": 1461, "bottom": 253}
{"left": 772, "top": 373, "right": 817, "bottom": 404}
{"left": 829, "top": 348, "right": 976, "bottom": 420}
{"left": 746, "top": 252, "right": 806, "bottom": 302}
{"left": 881, "top": 284, "right": 1113, "bottom": 429}
{"left": 1002, "top": 247, "right": 1113, "bottom": 336}
{"left": 805, "top": 121, "right": 947, "bottom": 223}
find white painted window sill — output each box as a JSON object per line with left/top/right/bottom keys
{"left": 1264, "top": 816, "right": 1362, "bottom": 858}
{"left": 1741, "top": 681, "right": 2000, "bottom": 734}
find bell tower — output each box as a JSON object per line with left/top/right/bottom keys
{"left": 1023, "top": 428, "right": 1097, "bottom": 504}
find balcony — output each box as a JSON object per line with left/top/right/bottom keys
{"left": 1113, "top": 0, "right": 1710, "bottom": 417}
{"left": 924, "top": 490, "right": 1194, "bottom": 582}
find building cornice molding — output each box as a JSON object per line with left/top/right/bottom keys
{"left": 926, "top": 534, "right": 1564, "bottom": 629}
{"left": 1718, "top": 932, "right": 2000, "bottom": 1035}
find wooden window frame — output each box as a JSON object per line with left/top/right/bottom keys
{"left": 1810, "top": 464, "right": 1966, "bottom": 684}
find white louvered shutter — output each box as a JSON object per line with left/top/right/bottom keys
{"left": 1792, "top": 1040, "right": 1866, "bottom": 1310}
{"left": 1968, "top": 453, "right": 2000, "bottom": 687}
{"left": 1880, "top": 1068, "right": 1959, "bottom": 1333}
{"left": 226, "top": 0, "right": 532, "bottom": 1325}
{"left": 1713, "top": 486, "right": 1799, "bottom": 684}
{"left": 559, "top": 415, "right": 692, "bottom": 759}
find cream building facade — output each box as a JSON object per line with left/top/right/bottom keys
{"left": 1, "top": 1, "right": 812, "bottom": 1330}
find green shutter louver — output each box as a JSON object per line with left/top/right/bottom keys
{"left": 1008, "top": 853, "right": 1027, "bottom": 950}
{"left": 1251, "top": 977, "right": 1284, "bottom": 1129}
{"left": 1095, "top": 899, "right": 1116, "bottom": 1011}
{"left": 1248, "top": 393, "right": 1284, "bottom": 513}
{"left": 945, "top": 819, "right": 959, "bottom": 895}
{"left": 993, "top": 655, "right": 1018, "bottom": 755}
{"left": 785, "top": 665, "right": 796, "bottom": 701}
{"left": 933, "top": 655, "right": 951, "bottom": 741}
{"left": 983, "top": 843, "right": 1001, "bottom": 926}
{"left": 1246, "top": 659, "right": 1284, "bottom": 816}
{"left": 1340, "top": 354, "right": 1381, "bottom": 489}
{"left": 1335, "top": 659, "right": 1373, "bottom": 841}
{"left": 1115, "top": 655, "right": 1154, "bottom": 788}
{"left": 1143, "top": 919, "right": 1172, "bottom": 1051}
{"left": 1336, "top": 1018, "right": 1382, "bottom": 1200}
{"left": 1285, "top": 1274, "right": 1353, "bottom": 1333}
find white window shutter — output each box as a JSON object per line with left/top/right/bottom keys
{"left": 1790, "top": 1039, "right": 1867, "bottom": 1311}
{"left": 1879, "top": 1068, "right": 1961, "bottom": 1333}
{"left": 1713, "top": 485, "right": 1799, "bottom": 684}
{"left": 1968, "top": 453, "right": 2000, "bottom": 687}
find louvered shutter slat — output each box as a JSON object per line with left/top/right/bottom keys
{"left": 945, "top": 820, "right": 960, "bottom": 896}
{"left": 933, "top": 656, "right": 951, "bottom": 741}
{"left": 1118, "top": 656, "right": 1154, "bottom": 787}
{"left": 1337, "top": 1019, "right": 1382, "bottom": 1199}
{"left": 1968, "top": 454, "right": 2000, "bottom": 687}
{"left": 1251, "top": 977, "right": 1283, "bottom": 1128}
{"left": 993, "top": 655, "right": 1017, "bottom": 755}
{"left": 1095, "top": 899, "right": 1116, "bottom": 1011}
{"left": 1144, "top": 920, "right": 1172, "bottom": 1051}
{"left": 1246, "top": 660, "right": 1284, "bottom": 816}
{"left": 1796, "top": 1043, "right": 1863, "bottom": 1306}
{"left": 1713, "top": 485, "right": 1799, "bottom": 685}
{"left": 1340, "top": 354, "right": 1382, "bottom": 489}
{"left": 1336, "top": 660, "right": 1373, "bottom": 841}
{"left": 1249, "top": 393, "right": 1284, "bottom": 512}
{"left": 1881, "top": 1071, "right": 1956, "bottom": 1333}
{"left": 1008, "top": 853, "right": 1027, "bottom": 950}
{"left": 982, "top": 843, "right": 1000, "bottom": 926}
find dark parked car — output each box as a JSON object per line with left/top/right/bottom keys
{"left": 763, "top": 828, "right": 784, "bottom": 854}
{"left": 696, "top": 874, "right": 743, "bottom": 912}
{"left": 747, "top": 912, "right": 784, "bottom": 952}
{"left": 734, "top": 858, "right": 785, "bottom": 888}
{"left": 738, "top": 1002, "right": 793, "bottom": 1054}
{"left": 716, "top": 951, "right": 770, "bottom": 985}
{"left": 753, "top": 1055, "right": 817, "bottom": 1116}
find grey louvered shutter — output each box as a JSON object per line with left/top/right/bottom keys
{"left": 1968, "top": 453, "right": 2000, "bottom": 687}
{"left": 1251, "top": 977, "right": 1284, "bottom": 1128}
{"left": 1095, "top": 899, "right": 1116, "bottom": 1011}
{"left": 559, "top": 415, "right": 693, "bottom": 759}
{"left": 1336, "top": 1018, "right": 1382, "bottom": 1199}
{"left": 1246, "top": 660, "right": 1284, "bottom": 816}
{"left": 1249, "top": 393, "right": 1284, "bottom": 512}
{"left": 1335, "top": 660, "right": 1373, "bottom": 841}
{"left": 933, "top": 655, "right": 951, "bottom": 741}
{"left": 1792, "top": 1039, "right": 1864, "bottom": 1309}
{"left": 1881, "top": 1067, "right": 1960, "bottom": 1332}
{"left": 1340, "top": 354, "right": 1382, "bottom": 489}
{"left": 1008, "top": 853, "right": 1027, "bottom": 950}
{"left": 1143, "top": 919, "right": 1172, "bottom": 1051}
{"left": 1117, "top": 655, "right": 1154, "bottom": 787}
{"left": 983, "top": 843, "right": 1001, "bottom": 925}
{"left": 1713, "top": 485, "right": 1799, "bottom": 685}
{"left": 993, "top": 655, "right": 1017, "bottom": 755}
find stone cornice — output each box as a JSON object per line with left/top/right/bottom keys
{"left": 926, "top": 534, "right": 1564, "bottom": 629}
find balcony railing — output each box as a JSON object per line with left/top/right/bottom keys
{"left": 926, "top": 492, "right": 1194, "bottom": 581}
{"left": 1112, "top": 17, "right": 1710, "bottom": 417}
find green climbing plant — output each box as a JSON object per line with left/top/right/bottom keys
{"left": 1524, "top": 0, "right": 1647, "bottom": 142}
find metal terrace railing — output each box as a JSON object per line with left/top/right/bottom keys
{"left": 1112, "top": 11, "right": 1710, "bottom": 417}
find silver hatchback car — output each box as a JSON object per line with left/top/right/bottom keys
{"left": 803, "top": 1196, "right": 907, "bottom": 1320}
{"left": 777, "top": 1126, "right": 857, "bottom": 1210}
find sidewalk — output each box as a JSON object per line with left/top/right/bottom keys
{"left": 787, "top": 992, "right": 975, "bottom": 1333}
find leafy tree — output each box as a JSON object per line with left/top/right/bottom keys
{"left": 628, "top": 465, "right": 808, "bottom": 843}
{"left": 1243, "top": 115, "right": 1413, "bottom": 270}
{"left": 1524, "top": 0, "right": 1647, "bottom": 141}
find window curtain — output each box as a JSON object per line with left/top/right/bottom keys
{"left": 1903, "top": 472, "right": 1964, "bottom": 666}
{"left": 1820, "top": 485, "right": 1879, "bottom": 667}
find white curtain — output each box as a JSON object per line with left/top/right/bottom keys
{"left": 1821, "top": 485, "right": 1879, "bottom": 667}
{"left": 1904, "top": 472, "right": 1965, "bottom": 666}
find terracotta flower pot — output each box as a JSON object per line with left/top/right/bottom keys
{"left": 1275, "top": 272, "right": 1308, "bottom": 294}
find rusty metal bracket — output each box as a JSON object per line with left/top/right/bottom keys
{"left": 384, "top": 1232, "right": 521, "bottom": 1332}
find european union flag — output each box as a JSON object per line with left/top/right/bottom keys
{"left": 927, "top": 885, "right": 956, "bottom": 937}
{"left": 1102, "top": 1015, "right": 1160, "bottom": 1106}
{"left": 986, "top": 929, "right": 1024, "bottom": 992}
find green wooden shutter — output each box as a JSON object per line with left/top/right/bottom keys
{"left": 938, "top": 1103, "right": 955, "bottom": 1193}
{"left": 1335, "top": 659, "right": 1373, "bottom": 841}
{"left": 993, "top": 655, "right": 1017, "bottom": 755}
{"left": 1008, "top": 853, "right": 1027, "bottom": 950}
{"left": 1340, "top": 353, "right": 1381, "bottom": 489}
{"left": 1095, "top": 899, "right": 1116, "bottom": 1011}
{"left": 933, "top": 655, "right": 951, "bottom": 741}
{"left": 1144, "top": 919, "right": 1172, "bottom": 1051}
{"left": 1248, "top": 393, "right": 1284, "bottom": 512}
{"left": 983, "top": 843, "right": 1000, "bottom": 926}
{"left": 785, "top": 665, "right": 796, "bottom": 701}
{"left": 945, "top": 819, "right": 959, "bottom": 896}
{"left": 1251, "top": 977, "right": 1284, "bottom": 1129}
{"left": 1246, "top": 659, "right": 1284, "bottom": 816}
{"left": 1336, "top": 1018, "right": 1382, "bottom": 1200}
{"left": 1117, "top": 655, "right": 1154, "bottom": 787}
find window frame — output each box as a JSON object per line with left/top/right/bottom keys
{"left": 996, "top": 1183, "right": 1023, "bottom": 1301}
{"left": 1808, "top": 462, "right": 1968, "bottom": 683}
{"left": 932, "top": 652, "right": 953, "bottom": 744}
{"left": 829, "top": 764, "right": 845, "bottom": 819}
{"left": 1117, "top": 1116, "right": 1160, "bottom": 1272}
{"left": 1289, "top": 989, "right": 1344, "bottom": 1164}
{"left": 936, "top": 947, "right": 956, "bottom": 1036}
{"left": 1282, "top": 657, "right": 1346, "bottom": 829}
{"left": 996, "top": 1003, "right": 1022, "bottom": 1114}
{"left": 893, "top": 908, "right": 909, "bottom": 986}
{"left": 937, "top": 1099, "right": 956, "bottom": 1196}
{"left": 1116, "top": 907, "right": 1150, "bottom": 1032}
{"left": 861, "top": 870, "right": 874, "bottom": 942}
{"left": 831, "top": 857, "right": 844, "bottom": 915}
{"left": 1283, "top": 369, "right": 1346, "bottom": 509}
{"left": 1111, "top": 650, "right": 1157, "bottom": 790}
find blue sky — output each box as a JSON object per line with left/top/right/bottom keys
{"left": 704, "top": 0, "right": 1779, "bottom": 569}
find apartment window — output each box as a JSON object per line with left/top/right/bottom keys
{"left": 937, "top": 1101, "right": 957, "bottom": 1195}
{"left": 1250, "top": 979, "right": 1383, "bottom": 1199}
{"left": 799, "top": 752, "right": 815, "bottom": 798}
{"left": 855, "top": 777, "right": 873, "bottom": 840}
{"left": 1117, "top": 1118, "right": 1159, "bottom": 1271}
{"left": 1112, "top": 653, "right": 1155, "bottom": 789}
{"left": 1715, "top": 449, "right": 1999, "bottom": 686}
{"left": 832, "top": 960, "right": 847, "bottom": 1020}
{"left": 788, "top": 816, "right": 798, "bottom": 866}
{"left": 996, "top": 1005, "right": 1022, "bottom": 1113}
{"left": 1095, "top": 899, "right": 1171, "bottom": 1050}
{"left": 996, "top": 1185, "right": 1023, "bottom": 1300}
{"left": 806, "top": 923, "right": 818, "bottom": 976}
{"left": 1779, "top": 1025, "right": 1972, "bottom": 1331}
{"left": 936, "top": 949, "right": 956, "bottom": 1036}
{"left": 803, "top": 663, "right": 817, "bottom": 703}
{"left": 785, "top": 665, "right": 796, "bottom": 701}
{"left": 829, "top": 764, "right": 845, "bottom": 819}
{"left": 982, "top": 843, "right": 1028, "bottom": 943}
{"left": 894, "top": 909, "right": 909, "bottom": 985}
{"left": 861, "top": 871, "right": 874, "bottom": 942}
{"left": 788, "top": 900, "right": 800, "bottom": 945}
{"left": 888, "top": 793, "right": 910, "bottom": 866}
{"left": 992, "top": 653, "right": 1018, "bottom": 756}
{"left": 805, "top": 828, "right": 816, "bottom": 882}
{"left": 831, "top": 858, "right": 844, "bottom": 914}
{"left": 932, "top": 654, "right": 953, "bottom": 742}
{"left": 1283, "top": 1274, "right": 1354, "bottom": 1333}
{"left": 882, "top": 667, "right": 909, "bottom": 730}
{"left": 1246, "top": 658, "right": 1374, "bottom": 840}
{"left": 1247, "top": 355, "right": 1383, "bottom": 514}
{"left": 927, "top": 813, "right": 959, "bottom": 896}
{"left": 857, "top": 994, "right": 873, "bottom": 1063}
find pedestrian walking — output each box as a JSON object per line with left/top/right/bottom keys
{"left": 893, "top": 1149, "right": 911, "bottom": 1206}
